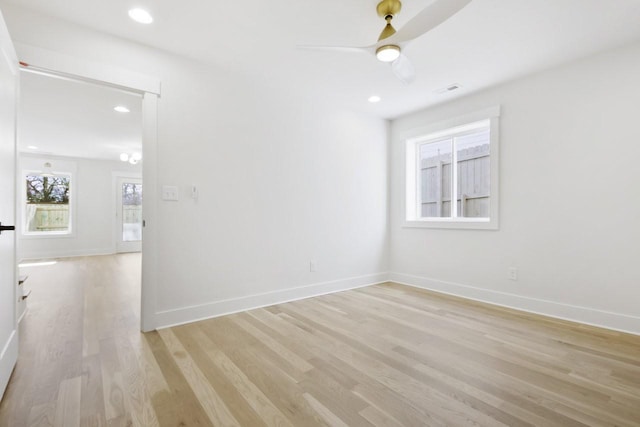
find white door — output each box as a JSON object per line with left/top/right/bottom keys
{"left": 0, "top": 10, "right": 18, "bottom": 401}
{"left": 116, "top": 176, "right": 143, "bottom": 253}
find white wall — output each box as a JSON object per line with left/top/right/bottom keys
{"left": 18, "top": 154, "right": 141, "bottom": 259}
{"left": 0, "top": 5, "right": 389, "bottom": 328}
{"left": 389, "top": 42, "right": 640, "bottom": 334}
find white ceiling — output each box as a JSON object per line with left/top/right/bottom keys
{"left": 5, "top": 0, "right": 640, "bottom": 119}
{"left": 18, "top": 70, "right": 142, "bottom": 161}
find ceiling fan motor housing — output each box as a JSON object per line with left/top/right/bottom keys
{"left": 376, "top": 0, "right": 402, "bottom": 18}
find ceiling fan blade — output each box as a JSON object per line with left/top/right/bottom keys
{"left": 296, "top": 44, "right": 373, "bottom": 55}
{"left": 388, "top": 0, "right": 472, "bottom": 45}
{"left": 391, "top": 53, "right": 415, "bottom": 84}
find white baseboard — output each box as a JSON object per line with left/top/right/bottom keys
{"left": 390, "top": 272, "right": 640, "bottom": 336}
{"left": 19, "top": 247, "right": 114, "bottom": 261}
{"left": 155, "top": 272, "right": 390, "bottom": 329}
{"left": 0, "top": 330, "right": 18, "bottom": 401}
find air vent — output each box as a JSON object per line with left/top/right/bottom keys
{"left": 434, "top": 83, "right": 462, "bottom": 94}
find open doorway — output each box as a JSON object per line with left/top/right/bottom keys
{"left": 16, "top": 69, "right": 144, "bottom": 320}
{"left": 0, "top": 54, "right": 161, "bottom": 416}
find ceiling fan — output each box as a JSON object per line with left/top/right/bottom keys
{"left": 301, "top": 0, "right": 472, "bottom": 84}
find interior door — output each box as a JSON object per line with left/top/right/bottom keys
{"left": 116, "top": 176, "right": 143, "bottom": 253}
{"left": 0, "top": 10, "right": 19, "bottom": 401}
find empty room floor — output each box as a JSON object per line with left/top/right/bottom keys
{"left": 0, "top": 255, "right": 639, "bottom": 426}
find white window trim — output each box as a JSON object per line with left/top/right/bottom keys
{"left": 21, "top": 167, "right": 76, "bottom": 239}
{"left": 403, "top": 106, "right": 500, "bottom": 230}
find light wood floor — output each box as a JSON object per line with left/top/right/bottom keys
{"left": 1, "top": 255, "right": 639, "bottom": 426}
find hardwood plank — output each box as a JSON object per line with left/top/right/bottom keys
{"left": 358, "top": 405, "right": 404, "bottom": 427}
{"left": 127, "top": 331, "right": 170, "bottom": 399}
{"left": 157, "top": 328, "right": 239, "bottom": 426}
{"left": 171, "top": 326, "right": 268, "bottom": 427}
{"left": 193, "top": 321, "right": 331, "bottom": 426}
{"left": 204, "top": 345, "right": 294, "bottom": 427}
{"left": 54, "top": 376, "right": 82, "bottom": 427}
{"left": 113, "top": 333, "right": 160, "bottom": 427}
{"left": 230, "top": 313, "right": 314, "bottom": 373}
{"left": 26, "top": 403, "right": 55, "bottom": 427}
{"left": 303, "top": 393, "right": 350, "bottom": 427}
{"left": 99, "top": 338, "right": 126, "bottom": 422}
{"left": 79, "top": 354, "right": 106, "bottom": 426}
{"left": 144, "top": 331, "right": 213, "bottom": 427}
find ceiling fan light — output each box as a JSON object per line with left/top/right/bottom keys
{"left": 128, "top": 8, "right": 153, "bottom": 24}
{"left": 376, "top": 45, "right": 400, "bottom": 62}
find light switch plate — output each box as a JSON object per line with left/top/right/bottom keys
{"left": 162, "top": 185, "right": 179, "bottom": 201}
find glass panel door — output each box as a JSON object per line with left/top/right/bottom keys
{"left": 116, "top": 176, "right": 142, "bottom": 253}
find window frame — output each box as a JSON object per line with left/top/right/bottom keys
{"left": 21, "top": 168, "right": 75, "bottom": 238}
{"left": 403, "top": 106, "right": 500, "bottom": 230}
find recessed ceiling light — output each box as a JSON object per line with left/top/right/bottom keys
{"left": 368, "top": 95, "right": 381, "bottom": 103}
{"left": 114, "top": 105, "right": 130, "bottom": 113}
{"left": 131, "top": 152, "right": 142, "bottom": 161}
{"left": 27, "top": 145, "right": 38, "bottom": 150}
{"left": 120, "top": 153, "right": 129, "bottom": 162}
{"left": 128, "top": 8, "right": 153, "bottom": 24}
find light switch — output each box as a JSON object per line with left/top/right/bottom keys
{"left": 162, "top": 185, "right": 179, "bottom": 201}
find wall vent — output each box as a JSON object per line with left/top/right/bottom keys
{"left": 434, "top": 83, "right": 462, "bottom": 94}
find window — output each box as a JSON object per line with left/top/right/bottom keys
{"left": 24, "top": 172, "right": 72, "bottom": 235}
{"left": 405, "top": 107, "right": 499, "bottom": 229}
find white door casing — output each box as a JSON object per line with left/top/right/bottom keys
{"left": 0, "top": 9, "right": 18, "bottom": 401}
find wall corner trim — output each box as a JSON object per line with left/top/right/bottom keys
{"left": 154, "top": 272, "right": 390, "bottom": 330}
{"left": 389, "top": 272, "right": 640, "bottom": 336}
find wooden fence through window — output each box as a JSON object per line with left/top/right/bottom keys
{"left": 421, "top": 143, "right": 490, "bottom": 218}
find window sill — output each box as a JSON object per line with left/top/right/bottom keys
{"left": 403, "top": 218, "right": 498, "bottom": 230}
{"left": 22, "top": 231, "right": 75, "bottom": 239}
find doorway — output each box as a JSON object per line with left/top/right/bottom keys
{"left": 16, "top": 68, "right": 148, "bottom": 327}
{"left": 14, "top": 51, "right": 159, "bottom": 332}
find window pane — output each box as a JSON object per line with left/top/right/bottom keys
{"left": 456, "top": 129, "right": 490, "bottom": 218}
{"left": 122, "top": 183, "right": 143, "bottom": 242}
{"left": 25, "top": 175, "right": 71, "bottom": 232}
{"left": 419, "top": 139, "right": 452, "bottom": 218}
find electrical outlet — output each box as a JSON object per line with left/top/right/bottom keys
{"left": 310, "top": 260, "right": 317, "bottom": 273}
{"left": 509, "top": 267, "right": 518, "bottom": 281}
